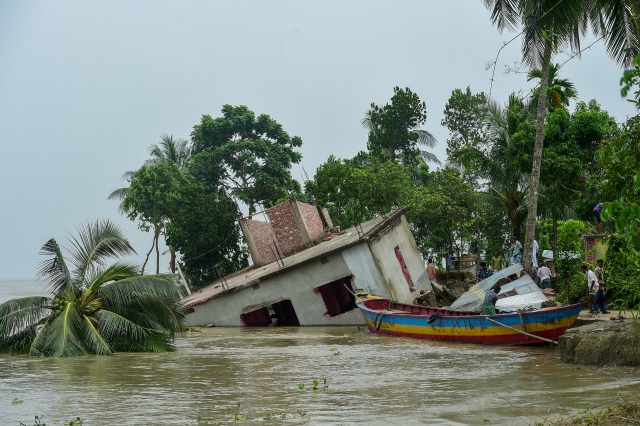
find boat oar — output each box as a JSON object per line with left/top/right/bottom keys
{"left": 485, "top": 317, "right": 559, "bottom": 345}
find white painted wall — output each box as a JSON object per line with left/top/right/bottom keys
{"left": 186, "top": 216, "right": 431, "bottom": 327}
{"left": 187, "top": 249, "right": 369, "bottom": 326}
{"left": 368, "top": 215, "right": 432, "bottom": 304}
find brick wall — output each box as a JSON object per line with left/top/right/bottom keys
{"left": 245, "top": 219, "right": 279, "bottom": 265}
{"left": 267, "top": 201, "right": 306, "bottom": 257}
{"left": 241, "top": 198, "right": 336, "bottom": 264}
{"left": 297, "top": 200, "right": 325, "bottom": 243}
{"left": 322, "top": 207, "right": 333, "bottom": 229}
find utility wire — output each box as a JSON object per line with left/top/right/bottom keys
{"left": 487, "top": 0, "right": 568, "bottom": 98}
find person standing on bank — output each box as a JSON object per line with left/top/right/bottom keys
{"left": 594, "top": 259, "right": 608, "bottom": 314}
{"left": 482, "top": 285, "right": 501, "bottom": 315}
{"left": 537, "top": 262, "right": 552, "bottom": 289}
{"left": 491, "top": 250, "right": 504, "bottom": 272}
{"left": 427, "top": 258, "right": 437, "bottom": 282}
{"left": 581, "top": 264, "right": 600, "bottom": 314}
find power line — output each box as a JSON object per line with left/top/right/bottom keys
{"left": 487, "top": 0, "right": 568, "bottom": 98}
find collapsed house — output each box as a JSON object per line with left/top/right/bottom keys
{"left": 182, "top": 198, "right": 432, "bottom": 327}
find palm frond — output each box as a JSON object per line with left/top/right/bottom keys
{"left": 81, "top": 315, "right": 113, "bottom": 355}
{"left": 420, "top": 151, "right": 441, "bottom": 165}
{"left": 413, "top": 129, "right": 438, "bottom": 148}
{"left": 98, "top": 274, "right": 183, "bottom": 309}
{"left": 85, "top": 262, "right": 142, "bottom": 295}
{"left": 68, "top": 219, "right": 136, "bottom": 278}
{"left": 0, "top": 296, "right": 50, "bottom": 353}
{"left": 94, "top": 309, "right": 176, "bottom": 352}
{"left": 37, "top": 238, "right": 72, "bottom": 294}
{"left": 30, "top": 302, "right": 87, "bottom": 357}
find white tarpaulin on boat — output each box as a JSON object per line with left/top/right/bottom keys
{"left": 496, "top": 274, "right": 548, "bottom": 312}
{"left": 449, "top": 264, "right": 522, "bottom": 311}
{"left": 449, "top": 264, "right": 550, "bottom": 312}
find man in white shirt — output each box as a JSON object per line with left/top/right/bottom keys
{"left": 537, "top": 262, "right": 551, "bottom": 289}
{"left": 581, "top": 264, "right": 600, "bottom": 314}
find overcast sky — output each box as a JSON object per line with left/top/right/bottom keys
{"left": 1, "top": 1, "right": 636, "bottom": 280}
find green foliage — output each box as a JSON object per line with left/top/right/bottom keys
{"left": 621, "top": 52, "right": 640, "bottom": 107}
{"left": 448, "top": 92, "right": 534, "bottom": 238}
{"left": 604, "top": 233, "right": 640, "bottom": 308}
{"left": 0, "top": 219, "right": 185, "bottom": 357}
{"left": 599, "top": 115, "right": 640, "bottom": 236}
{"left": 527, "top": 63, "right": 578, "bottom": 112}
{"left": 364, "top": 86, "right": 438, "bottom": 167}
{"left": 441, "top": 87, "right": 488, "bottom": 156}
{"left": 298, "top": 377, "right": 328, "bottom": 391}
{"left": 408, "top": 167, "right": 475, "bottom": 262}
{"left": 555, "top": 220, "right": 587, "bottom": 303}
{"left": 191, "top": 104, "right": 303, "bottom": 214}
{"left": 166, "top": 171, "right": 242, "bottom": 290}
{"left": 305, "top": 154, "right": 414, "bottom": 229}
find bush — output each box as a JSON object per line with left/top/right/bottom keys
{"left": 605, "top": 233, "right": 640, "bottom": 309}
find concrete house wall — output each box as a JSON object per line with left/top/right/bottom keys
{"left": 186, "top": 250, "right": 363, "bottom": 326}
{"left": 184, "top": 209, "right": 432, "bottom": 327}
{"left": 368, "top": 215, "right": 431, "bottom": 303}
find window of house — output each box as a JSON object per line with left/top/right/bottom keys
{"left": 240, "top": 299, "right": 300, "bottom": 327}
{"left": 316, "top": 275, "right": 356, "bottom": 317}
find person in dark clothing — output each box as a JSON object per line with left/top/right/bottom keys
{"left": 593, "top": 203, "right": 604, "bottom": 234}
{"left": 482, "top": 285, "right": 501, "bottom": 315}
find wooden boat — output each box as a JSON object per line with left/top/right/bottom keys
{"left": 356, "top": 295, "right": 584, "bottom": 345}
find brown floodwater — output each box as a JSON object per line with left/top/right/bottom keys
{"left": 1, "top": 325, "right": 639, "bottom": 425}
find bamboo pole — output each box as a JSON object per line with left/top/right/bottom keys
{"left": 485, "top": 317, "right": 558, "bottom": 345}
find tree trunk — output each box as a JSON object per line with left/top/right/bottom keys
{"left": 154, "top": 225, "right": 161, "bottom": 275}
{"left": 142, "top": 238, "right": 155, "bottom": 276}
{"left": 169, "top": 248, "right": 176, "bottom": 273}
{"left": 523, "top": 44, "right": 552, "bottom": 273}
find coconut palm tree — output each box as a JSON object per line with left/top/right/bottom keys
{"left": 527, "top": 63, "right": 578, "bottom": 112}
{"left": 0, "top": 219, "right": 184, "bottom": 357}
{"left": 483, "top": 0, "right": 639, "bottom": 272}
{"left": 450, "top": 93, "right": 532, "bottom": 238}
{"left": 145, "top": 133, "right": 192, "bottom": 168}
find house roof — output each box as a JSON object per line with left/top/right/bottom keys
{"left": 181, "top": 208, "right": 409, "bottom": 308}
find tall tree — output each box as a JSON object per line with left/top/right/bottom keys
{"left": 527, "top": 63, "right": 578, "bottom": 112}
{"left": 165, "top": 167, "right": 243, "bottom": 291}
{"left": 449, "top": 93, "right": 535, "bottom": 239}
{"left": 408, "top": 167, "right": 475, "bottom": 271}
{"left": 191, "top": 105, "right": 303, "bottom": 214}
{"left": 109, "top": 134, "right": 192, "bottom": 274}
{"left": 363, "top": 86, "right": 439, "bottom": 169}
{"left": 306, "top": 153, "right": 414, "bottom": 229}
{"left": 483, "top": 0, "right": 638, "bottom": 272}
{"left": 0, "top": 219, "right": 184, "bottom": 357}
{"left": 441, "top": 87, "right": 489, "bottom": 157}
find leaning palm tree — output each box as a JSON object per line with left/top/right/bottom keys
{"left": 527, "top": 63, "right": 578, "bottom": 112}
{"left": 483, "top": 0, "right": 639, "bottom": 272}
{"left": 0, "top": 219, "right": 185, "bottom": 357}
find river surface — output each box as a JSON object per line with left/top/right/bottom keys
{"left": 1, "top": 280, "right": 639, "bottom": 425}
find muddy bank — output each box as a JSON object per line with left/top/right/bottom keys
{"left": 559, "top": 314, "right": 640, "bottom": 366}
